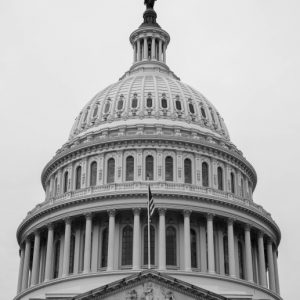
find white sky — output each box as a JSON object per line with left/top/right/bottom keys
{"left": 0, "top": 0, "right": 299, "bottom": 299}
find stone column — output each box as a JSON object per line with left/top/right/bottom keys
{"left": 21, "top": 239, "right": 31, "bottom": 290}
{"left": 62, "top": 218, "right": 72, "bottom": 277}
{"left": 137, "top": 39, "right": 141, "bottom": 61}
{"left": 159, "top": 40, "right": 162, "bottom": 61}
{"left": 207, "top": 214, "right": 215, "bottom": 274}
{"left": 31, "top": 231, "right": 41, "bottom": 286}
{"left": 107, "top": 209, "right": 116, "bottom": 271}
{"left": 83, "top": 214, "right": 92, "bottom": 273}
{"left": 267, "top": 239, "right": 276, "bottom": 292}
{"left": 199, "top": 221, "right": 207, "bottom": 272}
{"left": 258, "top": 232, "right": 267, "bottom": 288}
{"left": 143, "top": 37, "right": 148, "bottom": 60}
{"left": 227, "top": 219, "right": 236, "bottom": 277}
{"left": 151, "top": 37, "right": 155, "bottom": 59}
{"left": 73, "top": 227, "right": 81, "bottom": 274}
{"left": 163, "top": 42, "right": 166, "bottom": 63}
{"left": 132, "top": 208, "right": 141, "bottom": 270}
{"left": 244, "top": 225, "right": 253, "bottom": 282}
{"left": 44, "top": 224, "right": 54, "bottom": 282}
{"left": 273, "top": 248, "right": 280, "bottom": 295}
{"left": 158, "top": 208, "right": 166, "bottom": 270}
{"left": 183, "top": 210, "right": 192, "bottom": 271}
{"left": 91, "top": 220, "right": 100, "bottom": 272}
{"left": 17, "top": 246, "right": 25, "bottom": 293}
{"left": 218, "top": 229, "right": 225, "bottom": 275}
{"left": 133, "top": 42, "right": 137, "bottom": 63}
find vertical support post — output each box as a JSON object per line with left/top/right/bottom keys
{"left": 143, "top": 37, "right": 148, "bottom": 60}
{"left": 199, "top": 221, "right": 207, "bottom": 272}
{"left": 137, "top": 39, "right": 141, "bottom": 62}
{"left": 22, "top": 239, "right": 31, "bottom": 290}
{"left": 267, "top": 239, "right": 276, "bottom": 292}
{"left": 62, "top": 218, "right": 72, "bottom": 277}
{"left": 158, "top": 208, "right": 166, "bottom": 270}
{"left": 151, "top": 37, "right": 155, "bottom": 59}
{"left": 183, "top": 210, "right": 192, "bottom": 271}
{"left": 44, "top": 224, "right": 54, "bottom": 282}
{"left": 83, "top": 214, "right": 92, "bottom": 273}
{"left": 207, "top": 214, "right": 215, "bottom": 274}
{"left": 107, "top": 210, "right": 116, "bottom": 271}
{"left": 244, "top": 225, "right": 253, "bottom": 282}
{"left": 273, "top": 248, "right": 280, "bottom": 295}
{"left": 258, "top": 232, "right": 267, "bottom": 288}
{"left": 227, "top": 219, "right": 236, "bottom": 277}
{"left": 17, "top": 246, "right": 25, "bottom": 293}
{"left": 132, "top": 208, "right": 141, "bottom": 270}
{"left": 31, "top": 231, "right": 41, "bottom": 286}
{"left": 218, "top": 228, "right": 225, "bottom": 275}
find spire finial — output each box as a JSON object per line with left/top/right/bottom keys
{"left": 144, "top": 0, "right": 157, "bottom": 10}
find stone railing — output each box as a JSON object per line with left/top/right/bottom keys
{"left": 26, "top": 182, "right": 272, "bottom": 222}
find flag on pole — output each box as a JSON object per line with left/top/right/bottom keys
{"left": 148, "top": 185, "right": 155, "bottom": 218}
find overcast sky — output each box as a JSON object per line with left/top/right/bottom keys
{"left": 0, "top": 0, "right": 299, "bottom": 299}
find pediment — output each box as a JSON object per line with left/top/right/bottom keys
{"left": 73, "top": 270, "right": 227, "bottom": 300}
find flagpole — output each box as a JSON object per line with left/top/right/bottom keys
{"left": 147, "top": 185, "right": 151, "bottom": 270}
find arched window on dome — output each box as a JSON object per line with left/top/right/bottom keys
{"left": 165, "top": 156, "right": 173, "bottom": 181}
{"left": 201, "top": 106, "right": 207, "bottom": 119}
{"left": 117, "top": 96, "right": 124, "bottom": 111}
{"left": 238, "top": 240, "right": 245, "bottom": 279}
{"left": 184, "top": 158, "right": 192, "bottom": 184}
{"left": 217, "top": 167, "right": 223, "bottom": 191}
{"left": 230, "top": 172, "right": 235, "bottom": 194}
{"left": 101, "top": 228, "right": 108, "bottom": 268}
{"left": 104, "top": 100, "right": 110, "bottom": 114}
{"left": 223, "top": 235, "right": 229, "bottom": 275}
{"left": 175, "top": 98, "right": 182, "bottom": 111}
{"left": 126, "top": 156, "right": 134, "bottom": 181}
{"left": 166, "top": 226, "right": 177, "bottom": 266}
{"left": 121, "top": 225, "right": 133, "bottom": 266}
{"left": 189, "top": 103, "right": 195, "bottom": 114}
{"left": 145, "top": 155, "right": 154, "bottom": 180}
{"left": 53, "top": 239, "right": 61, "bottom": 279}
{"left": 132, "top": 93, "right": 138, "bottom": 109}
{"left": 83, "top": 109, "right": 89, "bottom": 123}
{"left": 210, "top": 107, "right": 216, "bottom": 124}
{"left": 146, "top": 93, "right": 153, "bottom": 108}
{"left": 107, "top": 158, "right": 115, "bottom": 183}
{"left": 161, "top": 94, "right": 168, "bottom": 108}
{"left": 63, "top": 171, "right": 68, "bottom": 193}
{"left": 92, "top": 104, "right": 99, "bottom": 118}
{"left": 202, "top": 162, "right": 209, "bottom": 187}
{"left": 144, "top": 225, "right": 155, "bottom": 265}
{"left": 75, "top": 166, "right": 82, "bottom": 190}
{"left": 90, "top": 161, "right": 97, "bottom": 187}
{"left": 191, "top": 229, "right": 197, "bottom": 268}
{"left": 69, "top": 234, "right": 75, "bottom": 274}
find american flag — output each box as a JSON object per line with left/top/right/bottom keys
{"left": 148, "top": 185, "right": 155, "bottom": 218}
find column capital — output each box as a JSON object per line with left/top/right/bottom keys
{"left": 158, "top": 208, "right": 166, "bottom": 216}
{"left": 64, "top": 217, "right": 72, "bottom": 224}
{"left": 47, "top": 222, "right": 54, "bottom": 230}
{"left": 258, "top": 231, "right": 265, "bottom": 238}
{"left": 107, "top": 209, "right": 116, "bottom": 217}
{"left": 132, "top": 208, "right": 141, "bottom": 215}
{"left": 34, "top": 229, "right": 41, "bottom": 236}
{"left": 244, "top": 224, "right": 251, "bottom": 231}
{"left": 85, "top": 213, "right": 93, "bottom": 220}
{"left": 183, "top": 209, "right": 192, "bottom": 217}
{"left": 207, "top": 213, "right": 214, "bottom": 221}
{"left": 267, "top": 237, "right": 274, "bottom": 245}
{"left": 227, "top": 218, "right": 235, "bottom": 225}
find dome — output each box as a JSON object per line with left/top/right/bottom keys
{"left": 69, "top": 72, "right": 230, "bottom": 142}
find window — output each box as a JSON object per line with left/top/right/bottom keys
{"left": 189, "top": 103, "right": 195, "bottom": 114}
{"left": 184, "top": 158, "right": 192, "bottom": 184}
{"left": 126, "top": 156, "right": 134, "bottom": 181}
{"left": 166, "top": 226, "right": 177, "bottom": 266}
{"left": 92, "top": 105, "right": 98, "bottom": 118}
{"left": 202, "top": 162, "right": 209, "bottom": 187}
{"left": 144, "top": 225, "right": 155, "bottom": 265}
{"left": 175, "top": 99, "right": 182, "bottom": 111}
{"left": 145, "top": 155, "right": 154, "bottom": 180}
{"left": 83, "top": 109, "right": 89, "bottom": 123}
{"left": 146, "top": 93, "right": 153, "bottom": 108}
{"left": 161, "top": 95, "right": 168, "bottom": 108}
{"left": 53, "top": 240, "right": 61, "bottom": 279}
{"left": 90, "top": 161, "right": 97, "bottom": 186}
{"left": 104, "top": 101, "right": 110, "bottom": 114}
{"left": 63, "top": 171, "right": 68, "bottom": 193}
{"left": 69, "top": 234, "right": 75, "bottom": 274}
{"left": 165, "top": 156, "right": 173, "bottom": 181}
{"left": 201, "top": 107, "right": 206, "bottom": 118}
{"left": 223, "top": 235, "right": 229, "bottom": 275}
{"left": 210, "top": 108, "right": 216, "bottom": 124}
{"left": 191, "top": 229, "right": 197, "bottom": 268}
{"left": 75, "top": 166, "right": 82, "bottom": 190}
{"left": 107, "top": 158, "right": 115, "bottom": 183}
{"left": 117, "top": 96, "right": 124, "bottom": 110}
{"left": 132, "top": 94, "right": 138, "bottom": 108}
{"left": 101, "top": 228, "right": 108, "bottom": 268}
{"left": 121, "top": 225, "right": 133, "bottom": 266}
{"left": 230, "top": 172, "right": 235, "bottom": 193}
{"left": 238, "top": 241, "right": 244, "bottom": 279}
{"left": 217, "top": 167, "right": 223, "bottom": 190}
